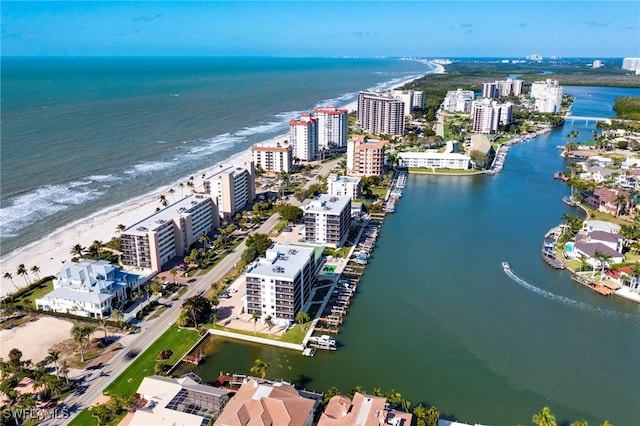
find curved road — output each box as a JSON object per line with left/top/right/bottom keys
{"left": 55, "top": 213, "right": 281, "bottom": 425}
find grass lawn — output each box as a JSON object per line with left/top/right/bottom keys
{"left": 103, "top": 325, "right": 200, "bottom": 397}
{"left": 8, "top": 279, "right": 53, "bottom": 309}
{"left": 369, "top": 187, "right": 387, "bottom": 198}
{"left": 279, "top": 325, "right": 309, "bottom": 344}
{"left": 583, "top": 206, "right": 633, "bottom": 227}
{"left": 68, "top": 408, "right": 126, "bottom": 426}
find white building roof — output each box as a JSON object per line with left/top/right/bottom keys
{"left": 398, "top": 151, "right": 470, "bottom": 160}
{"left": 206, "top": 164, "right": 248, "bottom": 181}
{"left": 302, "top": 194, "right": 351, "bottom": 215}
{"left": 246, "top": 244, "right": 315, "bottom": 281}
{"left": 124, "top": 194, "right": 212, "bottom": 235}
{"left": 327, "top": 174, "right": 361, "bottom": 185}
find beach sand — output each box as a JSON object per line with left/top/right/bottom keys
{"left": 0, "top": 69, "right": 436, "bottom": 299}
{"left": 0, "top": 316, "right": 74, "bottom": 364}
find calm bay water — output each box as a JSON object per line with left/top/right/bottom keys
{"left": 181, "top": 86, "right": 640, "bottom": 425}
{"left": 0, "top": 57, "right": 432, "bottom": 257}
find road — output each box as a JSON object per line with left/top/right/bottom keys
{"left": 56, "top": 213, "right": 282, "bottom": 425}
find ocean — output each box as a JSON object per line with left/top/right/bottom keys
{"left": 0, "top": 56, "right": 434, "bottom": 258}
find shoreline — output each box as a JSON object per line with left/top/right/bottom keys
{"left": 0, "top": 64, "right": 438, "bottom": 298}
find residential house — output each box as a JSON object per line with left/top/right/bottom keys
{"left": 569, "top": 231, "right": 625, "bottom": 268}
{"left": 605, "top": 266, "right": 640, "bottom": 292}
{"left": 130, "top": 374, "right": 230, "bottom": 426}
{"left": 582, "top": 220, "right": 621, "bottom": 234}
{"left": 318, "top": 392, "right": 412, "bottom": 426}
{"left": 583, "top": 187, "right": 633, "bottom": 216}
{"left": 35, "top": 259, "right": 142, "bottom": 318}
{"left": 215, "top": 377, "right": 318, "bottom": 426}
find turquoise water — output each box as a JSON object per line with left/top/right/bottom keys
{"left": 0, "top": 57, "right": 433, "bottom": 256}
{"left": 181, "top": 86, "right": 640, "bottom": 425}
{"left": 565, "top": 242, "right": 574, "bottom": 253}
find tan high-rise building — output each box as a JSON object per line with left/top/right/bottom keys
{"left": 357, "top": 91, "right": 405, "bottom": 136}
{"left": 204, "top": 162, "right": 255, "bottom": 222}
{"left": 251, "top": 141, "right": 292, "bottom": 173}
{"left": 289, "top": 113, "right": 318, "bottom": 161}
{"left": 346, "top": 135, "right": 388, "bottom": 177}
{"left": 120, "top": 194, "right": 219, "bottom": 272}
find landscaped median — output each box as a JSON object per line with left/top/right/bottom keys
{"left": 68, "top": 324, "right": 200, "bottom": 426}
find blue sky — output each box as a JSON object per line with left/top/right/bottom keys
{"left": 2, "top": 1, "right": 639, "bottom": 57}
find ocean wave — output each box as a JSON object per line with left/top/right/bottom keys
{"left": 0, "top": 185, "right": 104, "bottom": 239}
{"left": 235, "top": 121, "right": 284, "bottom": 137}
{"left": 125, "top": 160, "right": 176, "bottom": 175}
{"left": 186, "top": 133, "right": 243, "bottom": 155}
{"left": 87, "top": 174, "right": 119, "bottom": 182}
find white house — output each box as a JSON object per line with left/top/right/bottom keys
{"left": 327, "top": 174, "right": 361, "bottom": 199}
{"left": 35, "top": 259, "right": 143, "bottom": 318}
{"left": 398, "top": 151, "right": 470, "bottom": 170}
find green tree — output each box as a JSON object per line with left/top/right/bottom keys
{"left": 570, "top": 421, "right": 589, "bottom": 426}
{"left": 3, "top": 272, "right": 19, "bottom": 291}
{"left": 278, "top": 205, "right": 304, "bottom": 222}
{"left": 17, "top": 263, "right": 31, "bottom": 285}
{"left": 59, "top": 360, "right": 70, "bottom": 385}
{"left": 241, "top": 247, "right": 258, "bottom": 263}
{"left": 296, "top": 311, "right": 310, "bottom": 330}
{"left": 251, "top": 312, "right": 260, "bottom": 334}
{"left": 30, "top": 265, "right": 41, "bottom": 281}
{"left": 321, "top": 386, "right": 341, "bottom": 407}
{"left": 46, "top": 350, "right": 60, "bottom": 378}
{"left": 112, "top": 308, "right": 124, "bottom": 329}
{"left": 264, "top": 315, "right": 274, "bottom": 335}
{"left": 532, "top": 406, "right": 557, "bottom": 426}
{"left": 71, "top": 324, "right": 95, "bottom": 362}
{"left": 245, "top": 233, "right": 273, "bottom": 257}
{"left": 8, "top": 348, "right": 25, "bottom": 374}
{"left": 179, "top": 296, "right": 212, "bottom": 328}
{"left": 250, "top": 358, "right": 270, "bottom": 379}
{"left": 70, "top": 243, "right": 85, "bottom": 257}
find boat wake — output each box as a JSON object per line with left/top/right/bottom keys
{"left": 503, "top": 265, "right": 637, "bottom": 320}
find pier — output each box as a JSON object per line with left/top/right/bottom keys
{"left": 383, "top": 170, "right": 407, "bottom": 213}
{"left": 571, "top": 274, "right": 613, "bottom": 296}
{"left": 541, "top": 225, "right": 567, "bottom": 269}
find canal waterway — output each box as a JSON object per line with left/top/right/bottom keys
{"left": 180, "top": 86, "right": 640, "bottom": 425}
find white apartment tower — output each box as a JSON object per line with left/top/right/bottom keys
{"left": 203, "top": 162, "right": 255, "bottom": 222}
{"left": 357, "top": 91, "right": 405, "bottom": 136}
{"left": 251, "top": 141, "right": 293, "bottom": 174}
{"left": 289, "top": 113, "right": 319, "bottom": 161}
{"left": 621, "top": 57, "right": 640, "bottom": 73}
{"left": 327, "top": 174, "right": 361, "bottom": 199}
{"left": 530, "top": 79, "right": 564, "bottom": 113}
{"left": 441, "top": 89, "right": 475, "bottom": 113}
{"left": 392, "top": 90, "right": 424, "bottom": 117}
{"left": 303, "top": 194, "right": 352, "bottom": 248}
{"left": 245, "top": 244, "right": 317, "bottom": 327}
{"left": 482, "top": 79, "right": 523, "bottom": 98}
{"left": 313, "top": 106, "right": 349, "bottom": 149}
{"left": 121, "top": 194, "right": 219, "bottom": 272}
{"left": 471, "top": 99, "right": 513, "bottom": 134}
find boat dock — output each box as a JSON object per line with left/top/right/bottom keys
{"left": 182, "top": 353, "right": 204, "bottom": 365}
{"left": 571, "top": 274, "right": 613, "bottom": 296}
{"left": 383, "top": 170, "right": 407, "bottom": 213}
{"left": 541, "top": 225, "right": 566, "bottom": 269}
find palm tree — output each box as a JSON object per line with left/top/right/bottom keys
{"left": 170, "top": 268, "right": 178, "bottom": 284}
{"left": 46, "top": 350, "right": 60, "bottom": 378}
{"left": 615, "top": 193, "right": 627, "bottom": 216}
{"left": 251, "top": 312, "right": 260, "bottom": 333}
{"left": 295, "top": 311, "right": 310, "bottom": 330}
{"left": 112, "top": 308, "right": 124, "bottom": 329}
{"left": 159, "top": 194, "right": 168, "bottom": 207}
{"left": 17, "top": 264, "right": 31, "bottom": 285}
{"left": 115, "top": 223, "right": 126, "bottom": 234}
{"left": 598, "top": 251, "right": 613, "bottom": 277}
{"left": 32, "top": 364, "right": 48, "bottom": 398}
{"left": 30, "top": 265, "right": 41, "bottom": 281}
{"left": 168, "top": 188, "right": 176, "bottom": 201}
{"left": 179, "top": 182, "right": 185, "bottom": 197}
{"left": 250, "top": 358, "right": 270, "bottom": 379}
{"left": 58, "top": 360, "right": 70, "bottom": 385}
{"left": 71, "top": 324, "right": 95, "bottom": 362}
{"left": 531, "top": 406, "right": 557, "bottom": 426}
{"left": 3, "top": 272, "right": 19, "bottom": 291}
{"left": 570, "top": 421, "right": 589, "bottom": 426}
{"left": 70, "top": 243, "right": 85, "bottom": 257}
{"left": 264, "top": 315, "right": 274, "bottom": 335}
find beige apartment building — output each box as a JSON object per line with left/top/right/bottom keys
{"left": 204, "top": 162, "right": 255, "bottom": 222}
{"left": 251, "top": 141, "right": 293, "bottom": 173}
{"left": 346, "top": 135, "right": 388, "bottom": 177}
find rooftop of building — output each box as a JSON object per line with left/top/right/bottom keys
{"left": 398, "top": 151, "right": 470, "bottom": 160}
{"left": 302, "top": 194, "right": 351, "bottom": 215}
{"left": 318, "top": 392, "right": 412, "bottom": 426}
{"left": 245, "top": 243, "right": 316, "bottom": 280}
{"left": 327, "top": 174, "right": 361, "bottom": 184}
{"left": 206, "top": 163, "right": 251, "bottom": 181}
{"left": 123, "top": 194, "right": 213, "bottom": 235}
{"left": 215, "top": 377, "right": 316, "bottom": 426}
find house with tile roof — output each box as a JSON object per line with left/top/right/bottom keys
{"left": 215, "top": 377, "right": 317, "bottom": 426}
{"left": 318, "top": 392, "right": 412, "bottom": 426}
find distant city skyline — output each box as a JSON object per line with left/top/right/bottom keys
{"left": 2, "top": 1, "right": 638, "bottom": 58}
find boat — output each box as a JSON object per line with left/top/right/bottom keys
{"left": 562, "top": 196, "right": 580, "bottom": 207}
{"left": 308, "top": 335, "right": 336, "bottom": 347}
{"left": 502, "top": 262, "right": 511, "bottom": 271}
{"left": 302, "top": 346, "right": 316, "bottom": 357}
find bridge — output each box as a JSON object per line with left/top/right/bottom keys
{"left": 565, "top": 115, "right": 611, "bottom": 123}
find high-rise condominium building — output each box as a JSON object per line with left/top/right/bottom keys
{"left": 622, "top": 57, "right": 640, "bottom": 74}
{"left": 357, "top": 91, "right": 405, "bottom": 135}
{"left": 251, "top": 141, "right": 292, "bottom": 174}
{"left": 471, "top": 99, "right": 513, "bottom": 134}
{"left": 441, "top": 89, "right": 475, "bottom": 113}
{"left": 121, "top": 194, "right": 219, "bottom": 271}
{"left": 346, "top": 136, "right": 388, "bottom": 177}
{"left": 530, "top": 79, "right": 564, "bottom": 113}
{"left": 244, "top": 244, "right": 317, "bottom": 327}
{"left": 303, "top": 194, "right": 351, "bottom": 248}
{"left": 392, "top": 90, "right": 424, "bottom": 117}
{"left": 289, "top": 113, "right": 319, "bottom": 161}
{"left": 482, "top": 79, "right": 523, "bottom": 98}
{"left": 313, "top": 106, "right": 349, "bottom": 149}
{"left": 203, "top": 162, "right": 255, "bottom": 222}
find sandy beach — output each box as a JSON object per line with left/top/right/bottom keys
{"left": 0, "top": 67, "right": 437, "bottom": 299}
